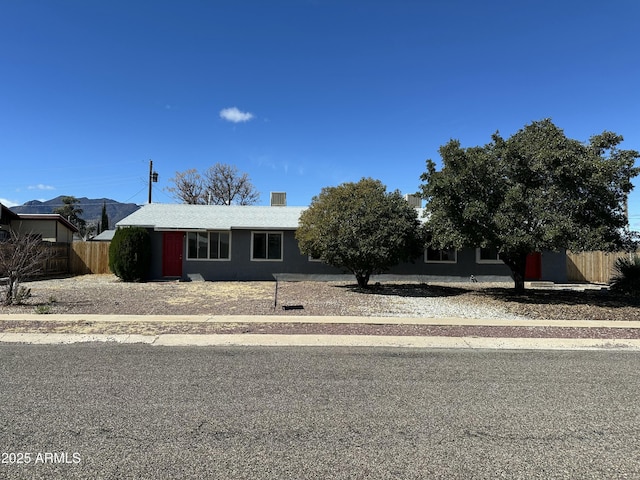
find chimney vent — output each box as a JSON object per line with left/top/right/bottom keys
{"left": 404, "top": 194, "right": 423, "bottom": 208}
{"left": 270, "top": 192, "right": 287, "bottom": 207}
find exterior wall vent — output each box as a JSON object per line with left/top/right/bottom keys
{"left": 404, "top": 194, "right": 423, "bottom": 208}
{"left": 270, "top": 192, "right": 287, "bottom": 207}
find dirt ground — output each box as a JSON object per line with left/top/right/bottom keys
{"left": 1, "top": 274, "right": 638, "bottom": 322}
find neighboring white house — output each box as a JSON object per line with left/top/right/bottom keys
{"left": 0, "top": 203, "right": 78, "bottom": 243}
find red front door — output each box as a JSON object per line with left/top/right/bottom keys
{"left": 525, "top": 252, "right": 542, "bottom": 280}
{"left": 162, "top": 232, "right": 183, "bottom": 277}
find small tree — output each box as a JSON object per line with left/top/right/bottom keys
{"left": 166, "top": 164, "right": 260, "bottom": 205}
{"left": 53, "top": 196, "right": 86, "bottom": 232}
{"left": 0, "top": 230, "right": 51, "bottom": 305}
{"left": 420, "top": 119, "right": 640, "bottom": 292}
{"left": 109, "top": 227, "right": 152, "bottom": 282}
{"left": 78, "top": 221, "right": 97, "bottom": 241}
{"left": 296, "top": 178, "right": 424, "bottom": 288}
{"left": 204, "top": 163, "right": 260, "bottom": 205}
{"left": 166, "top": 169, "right": 206, "bottom": 205}
{"left": 100, "top": 201, "right": 109, "bottom": 233}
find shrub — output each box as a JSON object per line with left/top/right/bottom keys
{"left": 13, "top": 286, "right": 31, "bottom": 305}
{"left": 34, "top": 304, "right": 52, "bottom": 314}
{"left": 109, "top": 227, "right": 152, "bottom": 282}
{"left": 0, "top": 230, "right": 49, "bottom": 305}
{"left": 609, "top": 255, "right": 640, "bottom": 297}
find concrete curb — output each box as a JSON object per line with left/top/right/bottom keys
{"left": 1, "top": 314, "right": 639, "bottom": 329}
{"left": 151, "top": 334, "right": 640, "bottom": 350}
{"left": 3, "top": 314, "right": 640, "bottom": 351}
{"left": 2, "top": 332, "right": 640, "bottom": 351}
{"left": 0, "top": 332, "right": 156, "bottom": 345}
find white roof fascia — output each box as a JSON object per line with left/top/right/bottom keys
{"left": 154, "top": 227, "right": 207, "bottom": 232}
{"left": 230, "top": 226, "right": 298, "bottom": 230}
{"left": 118, "top": 224, "right": 155, "bottom": 229}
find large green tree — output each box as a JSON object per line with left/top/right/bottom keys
{"left": 296, "top": 178, "right": 424, "bottom": 288}
{"left": 420, "top": 119, "right": 640, "bottom": 292}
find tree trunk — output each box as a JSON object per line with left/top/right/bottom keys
{"left": 513, "top": 269, "right": 526, "bottom": 293}
{"left": 3, "top": 275, "right": 16, "bottom": 306}
{"left": 2, "top": 284, "right": 11, "bottom": 306}
{"left": 502, "top": 252, "right": 528, "bottom": 293}
{"left": 355, "top": 272, "right": 370, "bottom": 289}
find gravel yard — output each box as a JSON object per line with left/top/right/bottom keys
{"left": 1, "top": 274, "right": 638, "bottom": 322}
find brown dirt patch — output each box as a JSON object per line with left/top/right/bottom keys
{"left": 0, "top": 274, "right": 637, "bottom": 322}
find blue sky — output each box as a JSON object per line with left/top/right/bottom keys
{"left": 1, "top": 0, "right": 639, "bottom": 228}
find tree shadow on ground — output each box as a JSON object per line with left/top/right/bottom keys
{"left": 479, "top": 288, "right": 639, "bottom": 309}
{"left": 336, "top": 283, "right": 470, "bottom": 298}
{"left": 337, "top": 282, "right": 639, "bottom": 308}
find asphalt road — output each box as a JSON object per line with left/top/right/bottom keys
{"left": 1, "top": 345, "right": 640, "bottom": 479}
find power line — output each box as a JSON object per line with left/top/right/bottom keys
{"left": 123, "top": 186, "right": 149, "bottom": 204}
{"left": 11, "top": 199, "right": 141, "bottom": 209}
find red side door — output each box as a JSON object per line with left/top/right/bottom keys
{"left": 525, "top": 252, "right": 542, "bottom": 280}
{"left": 162, "top": 232, "right": 183, "bottom": 277}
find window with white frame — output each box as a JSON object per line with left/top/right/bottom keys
{"left": 187, "top": 231, "right": 230, "bottom": 260}
{"left": 252, "top": 231, "right": 283, "bottom": 261}
{"left": 476, "top": 247, "right": 502, "bottom": 264}
{"left": 425, "top": 247, "right": 457, "bottom": 263}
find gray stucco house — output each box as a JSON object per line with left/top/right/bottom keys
{"left": 116, "top": 202, "right": 567, "bottom": 283}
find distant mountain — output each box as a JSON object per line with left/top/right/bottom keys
{"left": 10, "top": 196, "right": 140, "bottom": 227}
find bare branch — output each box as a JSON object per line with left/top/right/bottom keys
{"left": 165, "top": 169, "right": 206, "bottom": 204}
{"left": 203, "top": 163, "right": 260, "bottom": 205}
{"left": 0, "top": 230, "right": 51, "bottom": 305}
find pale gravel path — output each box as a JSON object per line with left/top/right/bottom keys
{"left": 379, "top": 295, "right": 529, "bottom": 320}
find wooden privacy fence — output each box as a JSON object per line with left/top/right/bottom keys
{"left": 1, "top": 242, "right": 70, "bottom": 277}
{"left": 44, "top": 243, "right": 71, "bottom": 275}
{"left": 567, "top": 250, "right": 639, "bottom": 284}
{"left": 70, "top": 242, "right": 111, "bottom": 275}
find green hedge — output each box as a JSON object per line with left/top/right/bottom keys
{"left": 108, "top": 227, "right": 151, "bottom": 282}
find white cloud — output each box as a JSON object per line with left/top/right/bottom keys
{"left": 220, "top": 107, "right": 255, "bottom": 123}
{"left": 28, "top": 184, "right": 55, "bottom": 191}
{"left": 0, "top": 198, "right": 19, "bottom": 207}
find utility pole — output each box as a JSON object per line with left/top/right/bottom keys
{"left": 148, "top": 160, "right": 158, "bottom": 204}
